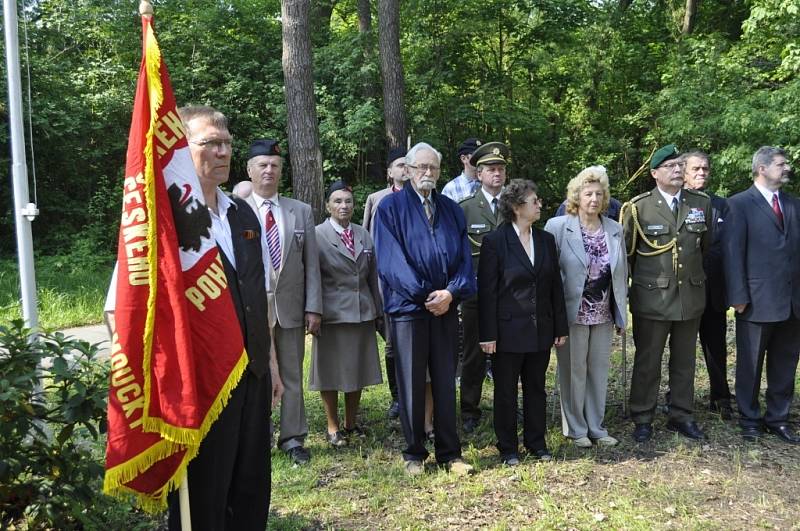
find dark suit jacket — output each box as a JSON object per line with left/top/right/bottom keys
{"left": 219, "top": 196, "right": 271, "bottom": 377}
{"left": 723, "top": 185, "right": 800, "bottom": 323}
{"left": 704, "top": 192, "right": 729, "bottom": 312}
{"left": 478, "top": 222, "right": 569, "bottom": 353}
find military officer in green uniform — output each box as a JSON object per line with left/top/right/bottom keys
{"left": 621, "top": 144, "right": 713, "bottom": 442}
{"left": 457, "top": 141, "right": 509, "bottom": 433}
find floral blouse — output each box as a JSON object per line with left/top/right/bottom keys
{"left": 576, "top": 225, "right": 613, "bottom": 325}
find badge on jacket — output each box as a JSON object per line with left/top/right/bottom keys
{"left": 686, "top": 208, "right": 706, "bottom": 224}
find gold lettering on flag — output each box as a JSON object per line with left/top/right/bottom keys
{"left": 185, "top": 255, "right": 228, "bottom": 311}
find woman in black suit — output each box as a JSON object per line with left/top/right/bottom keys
{"left": 478, "top": 179, "right": 568, "bottom": 465}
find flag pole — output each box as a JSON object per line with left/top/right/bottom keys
{"left": 136, "top": 3, "right": 193, "bottom": 528}
{"left": 5, "top": 0, "right": 39, "bottom": 333}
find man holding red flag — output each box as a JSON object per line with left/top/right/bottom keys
{"left": 103, "top": 5, "right": 281, "bottom": 529}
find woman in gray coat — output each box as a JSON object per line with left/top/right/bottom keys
{"left": 310, "top": 180, "right": 383, "bottom": 447}
{"left": 544, "top": 166, "right": 627, "bottom": 448}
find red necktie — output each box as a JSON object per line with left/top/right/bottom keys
{"left": 264, "top": 201, "right": 282, "bottom": 270}
{"left": 772, "top": 194, "right": 784, "bottom": 230}
{"left": 340, "top": 228, "right": 355, "bottom": 256}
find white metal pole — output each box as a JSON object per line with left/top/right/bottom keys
{"left": 4, "top": 0, "right": 39, "bottom": 330}
{"left": 179, "top": 476, "right": 192, "bottom": 531}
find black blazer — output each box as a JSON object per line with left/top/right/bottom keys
{"left": 723, "top": 185, "right": 800, "bottom": 323}
{"left": 219, "top": 196, "right": 271, "bottom": 377}
{"left": 704, "top": 192, "right": 729, "bottom": 312}
{"left": 478, "top": 222, "right": 568, "bottom": 353}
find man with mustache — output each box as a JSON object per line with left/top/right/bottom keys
{"left": 373, "top": 142, "right": 477, "bottom": 476}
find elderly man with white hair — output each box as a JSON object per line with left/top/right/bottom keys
{"left": 373, "top": 142, "right": 477, "bottom": 476}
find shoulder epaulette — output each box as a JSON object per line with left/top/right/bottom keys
{"left": 684, "top": 188, "right": 709, "bottom": 199}
{"left": 458, "top": 192, "right": 478, "bottom": 204}
{"left": 628, "top": 190, "right": 651, "bottom": 203}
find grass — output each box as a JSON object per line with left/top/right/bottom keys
{"left": 269, "top": 331, "right": 800, "bottom": 530}
{"left": 0, "top": 254, "right": 113, "bottom": 330}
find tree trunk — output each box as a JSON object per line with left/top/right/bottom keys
{"left": 682, "top": 0, "right": 699, "bottom": 35}
{"left": 281, "top": 0, "right": 324, "bottom": 221}
{"left": 357, "top": 0, "right": 371, "bottom": 33}
{"left": 377, "top": 0, "right": 407, "bottom": 151}
{"left": 311, "top": 0, "right": 336, "bottom": 47}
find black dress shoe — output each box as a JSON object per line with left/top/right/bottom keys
{"left": 528, "top": 448, "right": 552, "bottom": 461}
{"left": 500, "top": 453, "right": 520, "bottom": 466}
{"left": 632, "top": 423, "right": 653, "bottom": 442}
{"left": 741, "top": 425, "right": 763, "bottom": 442}
{"left": 462, "top": 417, "right": 480, "bottom": 434}
{"left": 765, "top": 424, "right": 800, "bottom": 444}
{"left": 387, "top": 401, "right": 400, "bottom": 419}
{"left": 666, "top": 419, "right": 706, "bottom": 440}
{"left": 286, "top": 446, "right": 311, "bottom": 465}
{"left": 709, "top": 400, "right": 733, "bottom": 420}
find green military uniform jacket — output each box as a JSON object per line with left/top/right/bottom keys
{"left": 621, "top": 187, "right": 712, "bottom": 321}
{"left": 459, "top": 189, "right": 503, "bottom": 274}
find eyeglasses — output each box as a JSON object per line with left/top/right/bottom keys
{"left": 407, "top": 164, "right": 440, "bottom": 174}
{"left": 190, "top": 137, "right": 233, "bottom": 150}
{"left": 659, "top": 161, "right": 686, "bottom": 170}
{"left": 525, "top": 196, "right": 543, "bottom": 206}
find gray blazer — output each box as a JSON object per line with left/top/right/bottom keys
{"left": 246, "top": 194, "right": 323, "bottom": 328}
{"left": 544, "top": 214, "right": 628, "bottom": 328}
{"left": 362, "top": 186, "right": 394, "bottom": 235}
{"left": 316, "top": 220, "right": 382, "bottom": 324}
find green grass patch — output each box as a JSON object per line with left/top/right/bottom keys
{"left": 0, "top": 254, "right": 114, "bottom": 330}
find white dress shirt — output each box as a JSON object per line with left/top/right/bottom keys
{"left": 512, "top": 222, "right": 535, "bottom": 265}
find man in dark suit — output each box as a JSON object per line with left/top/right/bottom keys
{"left": 171, "top": 106, "right": 281, "bottom": 529}
{"left": 622, "top": 144, "right": 713, "bottom": 442}
{"left": 373, "top": 142, "right": 477, "bottom": 476}
{"left": 723, "top": 146, "right": 800, "bottom": 444}
{"left": 683, "top": 151, "right": 733, "bottom": 418}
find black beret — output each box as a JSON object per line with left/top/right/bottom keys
{"left": 248, "top": 139, "right": 281, "bottom": 160}
{"left": 650, "top": 144, "right": 680, "bottom": 169}
{"left": 325, "top": 179, "right": 353, "bottom": 201}
{"left": 458, "top": 138, "right": 482, "bottom": 156}
{"left": 387, "top": 147, "right": 407, "bottom": 166}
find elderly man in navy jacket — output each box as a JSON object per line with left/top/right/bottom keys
{"left": 724, "top": 146, "right": 800, "bottom": 444}
{"left": 374, "top": 142, "right": 477, "bottom": 476}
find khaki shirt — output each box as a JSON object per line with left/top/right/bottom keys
{"left": 622, "top": 187, "right": 712, "bottom": 321}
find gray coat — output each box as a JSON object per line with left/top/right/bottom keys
{"left": 245, "top": 194, "right": 323, "bottom": 328}
{"left": 544, "top": 214, "right": 628, "bottom": 329}
{"left": 315, "top": 220, "right": 382, "bottom": 324}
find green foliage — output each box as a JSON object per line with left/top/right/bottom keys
{"left": 3, "top": 0, "right": 800, "bottom": 255}
{"left": 0, "top": 321, "right": 108, "bottom": 528}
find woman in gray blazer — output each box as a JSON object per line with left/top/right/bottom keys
{"left": 310, "top": 181, "right": 383, "bottom": 447}
{"left": 544, "top": 166, "right": 627, "bottom": 448}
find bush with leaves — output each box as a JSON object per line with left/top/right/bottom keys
{"left": 0, "top": 320, "right": 114, "bottom": 528}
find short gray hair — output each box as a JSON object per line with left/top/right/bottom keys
{"left": 681, "top": 150, "right": 709, "bottom": 165}
{"left": 178, "top": 105, "right": 229, "bottom": 134}
{"left": 752, "top": 146, "right": 786, "bottom": 177}
{"left": 406, "top": 142, "right": 442, "bottom": 166}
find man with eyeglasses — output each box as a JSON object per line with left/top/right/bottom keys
{"left": 243, "top": 138, "right": 322, "bottom": 465}
{"left": 373, "top": 142, "right": 477, "bottom": 476}
{"left": 621, "top": 144, "right": 712, "bottom": 443}
{"left": 723, "top": 146, "right": 800, "bottom": 444}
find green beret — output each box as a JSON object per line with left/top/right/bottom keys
{"left": 650, "top": 144, "right": 680, "bottom": 170}
{"left": 469, "top": 141, "right": 510, "bottom": 167}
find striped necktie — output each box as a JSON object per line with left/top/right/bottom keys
{"left": 423, "top": 198, "right": 433, "bottom": 225}
{"left": 264, "top": 200, "right": 281, "bottom": 271}
{"left": 340, "top": 228, "right": 355, "bottom": 256}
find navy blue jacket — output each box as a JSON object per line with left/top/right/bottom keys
{"left": 373, "top": 183, "right": 476, "bottom": 318}
{"left": 723, "top": 185, "right": 800, "bottom": 322}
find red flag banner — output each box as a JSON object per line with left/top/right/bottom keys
{"left": 103, "top": 13, "right": 247, "bottom": 511}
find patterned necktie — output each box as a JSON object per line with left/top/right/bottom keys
{"left": 772, "top": 194, "right": 784, "bottom": 230}
{"left": 340, "top": 228, "right": 355, "bottom": 256}
{"left": 423, "top": 198, "right": 433, "bottom": 225}
{"left": 671, "top": 197, "right": 679, "bottom": 219}
{"left": 264, "top": 200, "right": 282, "bottom": 271}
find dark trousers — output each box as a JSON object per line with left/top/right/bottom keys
{"left": 459, "top": 296, "right": 485, "bottom": 420}
{"left": 629, "top": 316, "right": 700, "bottom": 423}
{"left": 383, "top": 317, "right": 398, "bottom": 401}
{"left": 391, "top": 310, "right": 461, "bottom": 463}
{"left": 734, "top": 317, "right": 800, "bottom": 429}
{"left": 698, "top": 305, "right": 732, "bottom": 403}
{"left": 493, "top": 350, "right": 551, "bottom": 456}
{"left": 168, "top": 370, "right": 271, "bottom": 531}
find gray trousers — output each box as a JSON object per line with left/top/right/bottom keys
{"left": 556, "top": 322, "right": 613, "bottom": 439}
{"left": 275, "top": 325, "right": 308, "bottom": 450}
